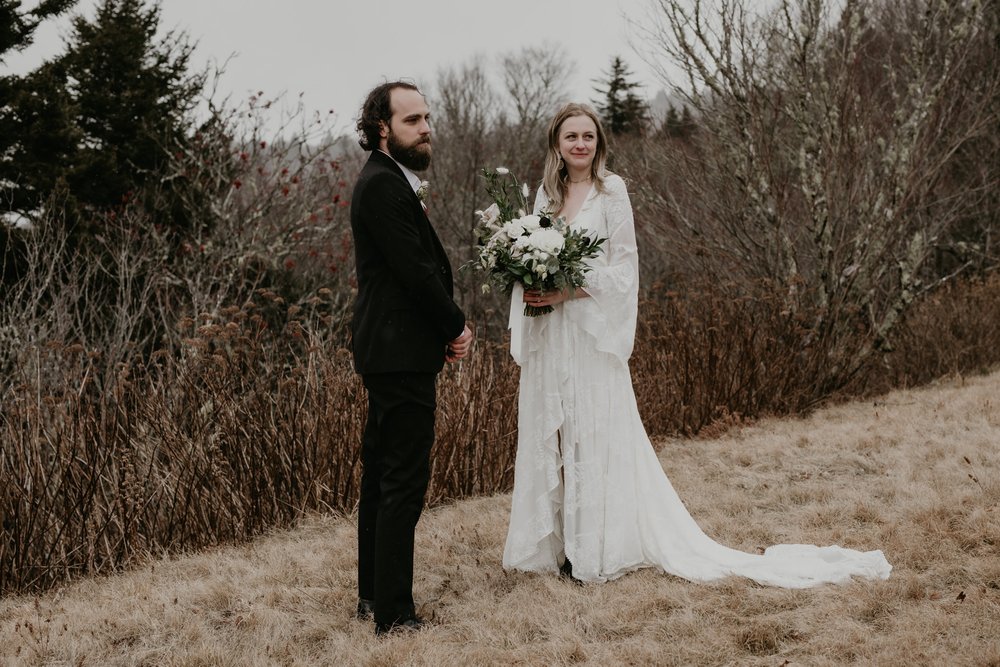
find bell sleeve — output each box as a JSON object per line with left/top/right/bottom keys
{"left": 567, "top": 174, "right": 639, "bottom": 363}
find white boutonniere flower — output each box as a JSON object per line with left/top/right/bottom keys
{"left": 416, "top": 180, "right": 430, "bottom": 202}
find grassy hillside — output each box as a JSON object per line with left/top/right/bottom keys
{"left": 2, "top": 370, "right": 998, "bottom": 666}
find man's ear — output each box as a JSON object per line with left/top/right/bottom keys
{"left": 378, "top": 120, "right": 389, "bottom": 139}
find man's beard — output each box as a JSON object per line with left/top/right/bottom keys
{"left": 387, "top": 131, "right": 431, "bottom": 171}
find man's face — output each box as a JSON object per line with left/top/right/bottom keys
{"left": 380, "top": 87, "right": 432, "bottom": 171}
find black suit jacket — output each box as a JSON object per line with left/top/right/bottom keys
{"left": 350, "top": 150, "right": 465, "bottom": 374}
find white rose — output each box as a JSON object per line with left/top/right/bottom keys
{"left": 526, "top": 228, "right": 565, "bottom": 255}
{"left": 495, "top": 167, "right": 510, "bottom": 175}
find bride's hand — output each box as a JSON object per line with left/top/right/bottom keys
{"left": 523, "top": 288, "right": 575, "bottom": 307}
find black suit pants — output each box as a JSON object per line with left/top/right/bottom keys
{"left": 357, "top": 371, "right": 436, "bottom": 626}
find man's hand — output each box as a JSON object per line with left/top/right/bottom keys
{"left": 446, "top": 324, "right": 474, "bottom": 362}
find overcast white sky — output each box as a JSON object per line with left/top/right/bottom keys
{"left": 6, "top": 0, "right": 680, "bottom": 135}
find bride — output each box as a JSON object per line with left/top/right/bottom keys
{"left": 502, "top": 103, "right": 891, "bottom": 587}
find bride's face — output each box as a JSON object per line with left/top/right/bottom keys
{"left": 558, "top": 115, "right": 598, "bottom": 173}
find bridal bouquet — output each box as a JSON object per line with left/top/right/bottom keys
{"left": 471, "top": 167, "right": 605, "bottom": 317}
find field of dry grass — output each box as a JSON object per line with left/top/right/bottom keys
{"left": 1, "top": 368, "right": 998, "bottom": 666}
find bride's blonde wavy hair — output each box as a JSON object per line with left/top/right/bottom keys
{"left": 540, "top": 103, "right": 609, "bottom": 214}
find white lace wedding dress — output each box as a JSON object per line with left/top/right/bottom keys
{"left": 502, "top": 174, "right": 891, "bottom": 587}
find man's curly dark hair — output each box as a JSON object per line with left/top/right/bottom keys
{"left": 356, "top": 81, "right": 421, "bottom": 152}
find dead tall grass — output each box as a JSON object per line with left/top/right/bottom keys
{"left": 4, "top": 273, "right": 1000, "bottom": 597}
{"left": 881, "top": 272, "right": 1000, "bottom": 388}
{"left": 0, "top": 292, "right": 517, "bottom": 596}
{"left": 631, "top": 284, "right": 830, "bottom": 437}
{"left": 632, "top": 273, "right": 1000, "bottom": 437}
{"left": 1, "top": 368, "right": 997, "bottom": 666}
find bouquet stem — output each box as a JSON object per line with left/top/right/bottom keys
{"left": 523, "top": 304, "right": 554, "bottom": 317}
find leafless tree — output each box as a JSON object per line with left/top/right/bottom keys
{"left": 427, "top": 50, "right": 574, "bottom": 319}
{"left": 500, "top": 45, "right": 576, "bottom": 136}
{"left": 628, "top": 0, "right": 999, "bottom": 388}
{"left": 428, "top": 57, "right": 501, "bottom": 249}
{"left": 498, "top": 45, "right": 577, "bottom": 176}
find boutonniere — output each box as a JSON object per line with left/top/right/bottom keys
{"left": 416, "top": 180, "right": 430, "bottom": 203}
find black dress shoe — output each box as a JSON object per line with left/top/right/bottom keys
{"left": 374, "top": 616, "right": 425, "bottom": 636}
{"left": 356, "top": 598, "right": 375, "bottom": 620}
{"left": 560, "top": 558, "right": 583, "bottom": 585}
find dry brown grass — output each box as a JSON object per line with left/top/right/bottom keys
{"left": 2, "top": 368, "right": 998, "bottom": 666}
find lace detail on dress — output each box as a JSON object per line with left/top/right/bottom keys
{"left": 568, "top": 174, "right": 639, "bottom": 363}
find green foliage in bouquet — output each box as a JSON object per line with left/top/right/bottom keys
{"left": 470, "top": 167, "right": 606, "bottom": 316}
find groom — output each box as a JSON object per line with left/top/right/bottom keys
{"left": 350, "top": 81, "right": 473, "bottom": 635}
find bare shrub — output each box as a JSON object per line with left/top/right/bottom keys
{"left": 0, "top": 289, "right": 518, "bottom": 594}
{"left": 0, "top": 204, "right": 170, "bottom": 391}
{"left": 5, "top": 230, "right": 999, "bottom": 596}
{"left": 631, "top": 279, "right": 868, "bottom": 437}
{"left": 154, "top": 90, "right": 362, "bottom": 341}
{"left": 629, "top": 0, "right": 1000, "bottom": 394}
{"left": 881, "top": 272, "right": 1000, "bottom": 388}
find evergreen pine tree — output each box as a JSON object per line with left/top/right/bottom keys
{"left": 61, "top": 0, "right": 204, "bottom": 223}
{"left": 663, "top": 104, "right": 682, "bottom": 137}
{"left": 592, "top": 56, "right": 649, "bottom": 136}
{"left": 1, "top": 0, "right": 77, "bottom": 283}
{"left": 660, "top": 103, "right": 697, "bottom": 139}
{"left": 0, "top": 62, "right": 80, "bottom": 216}
{"left": 0, "top": 0, "right": 76, "bottom": 56}
{"left": 1, "top": 0, "right": 204, "bottom": 234}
